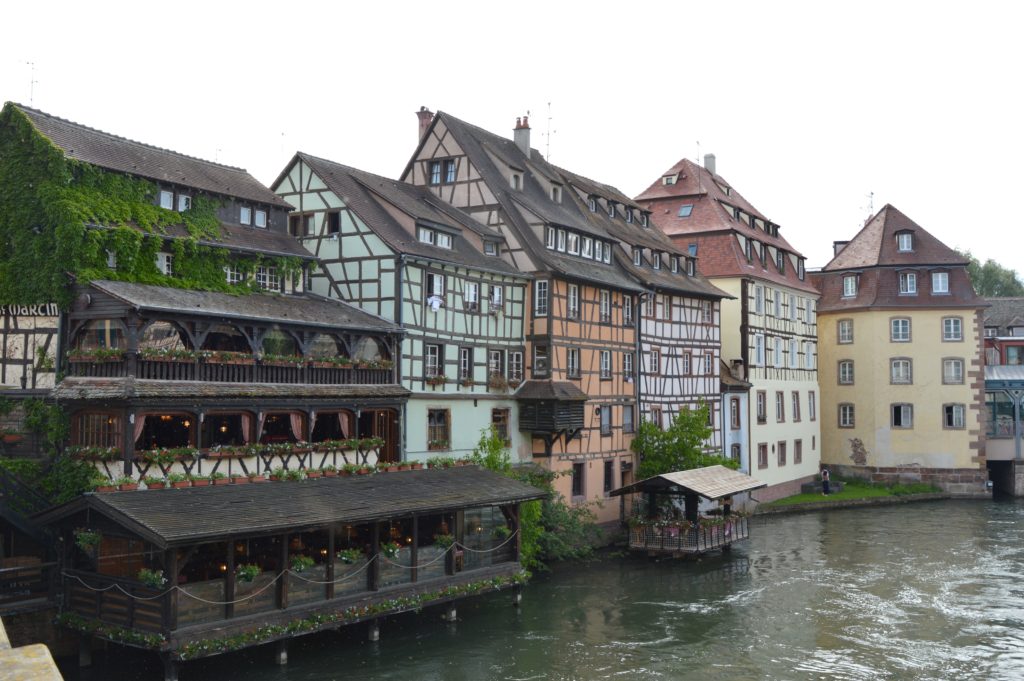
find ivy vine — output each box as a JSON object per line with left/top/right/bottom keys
{"left": 0, "top": 103, "right": 302, "bottom": 307}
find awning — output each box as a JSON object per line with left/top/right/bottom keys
{"left": 610, "top": 465, "right": 765, "bottom": 501}
{"left": 34, "top": 466, "right": 545, "bottom": 549}
{"left": 986, "top": 365, "right": 1024, "bottom": 391}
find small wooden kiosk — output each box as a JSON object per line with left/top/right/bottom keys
{"left": 612, "top": 465, "right": 765, "bottom": 556}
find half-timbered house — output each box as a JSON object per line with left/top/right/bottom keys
{"left": 272, "top": 154, "right": 530, "bottom": 461}
{"left": 636, "top": 155, "right": 821, "bottom": 500}
{"left": 402, "top": 111, "right": 726, "bottom": 523}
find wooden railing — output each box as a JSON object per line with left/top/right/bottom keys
{"left": 628, "top": 517, "right": 749, "bottom": 554}
{"left": 68, "top": 357, "right": 392, "bottom": 385}
{"left": 64, "top": 569, "right": 165, "bottom": 634}
{"left": 0, "top": 561, "right": 56, "bottom": 613}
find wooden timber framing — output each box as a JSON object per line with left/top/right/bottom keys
{"left": 271, "top": 154, "right": 531, "bottom": 460}
{"left": 401, "top": 111, "right": 729, "bottom": 523}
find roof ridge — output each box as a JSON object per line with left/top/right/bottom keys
{"left": 11, "top": 101, "right": 250, "bottom": 174}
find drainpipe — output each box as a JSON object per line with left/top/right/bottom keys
{"left": 635, "top": 291, "right": 649, "bottom": 418}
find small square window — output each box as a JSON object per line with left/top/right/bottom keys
{"left": 892, "top": 404, "right": 913, "bottom": 428}
{"left": 159, "top": 190, "right": 174, "bottom": 210}
{"left": 943, "top": 317, "right": 963, "bottom": 341}
{"left": 677, "top": 204, "right": 693, "bottom": 217}
{"left": 254, "top": 210, "right": 267, "bottom": 228}
{"left": 891, "top": 318, "right": 911, "bottom": 342}
{"left": 843, "top": 275, "right": 858, "bottom": 297}
{"left": 897, "top": 232, "right": 913, "bottom": 251}
{"left": 484, "top": 242, "right": 498, "bottom": 256}
{"left": 240, "top": 206, "right": 252, "bottom": 225}
{"left": 899, "top": 272, "right": 917, "bottom": 294}
{"left": 436, "top": 233, "right": 453, "bottom": 249}
{"left": 932, "top": 272, "right": 949, "bottom": 294}
{"left": 177, "top": 194, "right": 191, "bottom": 212}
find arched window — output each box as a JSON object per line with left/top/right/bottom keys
{"left": 308, "top": 333, "right": 343, "bottom": 359}
{"left": 138, "top": 321, "right": 188, "bottom": 353}
{"left": 201, "top": 324, "right": 250, "bottom": 353}
{"left": 352, "top": 337, "right": 387, "bottom": 362}
{"left": 262, "top": 328, "right": 298, "bottom": 357}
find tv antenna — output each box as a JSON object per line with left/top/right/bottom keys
{"left": 26, "top": 62, "right": 37, "bottom": 105}
{"left": 542, "top": 102, "right": 557, "bottom": 161}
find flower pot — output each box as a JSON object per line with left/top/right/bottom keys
{"left": 191, "top": 479, "right": 210, "bottom": 487}
{"left": 269, "top": 475, "right": 283, "bottom": 482}
{"left": 170, "top": 480, "right": 191, "bottom": 489}
{"left": 118, "top": 482, "right": 139, "bottom": 491}
{"left": 306, "top": 470, "right": 323, "bottom": 479}
{"left": 323, "top": 470, "right": 338, "bottom": 477}
{"left": 96, "top": 484, "right": 116, "bottom": 493}
{"left": 232, "top": 476, "right": 250, "bottom": 484}
{"left": 249, "top": 475, "right": 267, "bottom": 483}
{"left": 427, "top": 462, "right": 436, "bottom": 469}
{"left": 383, "top": 465, "right": 398, "bottom": 473}
{"left": 356, "top": 469, "right": 371, "bottom": 476}
{"left": 410, "top": 462, "right": 424, "bottom": 470}
{"left": 2, "top": 434, "right": 23, "bottom": 444}
{"left": 213, "top": 478, "right": 232, "bottom": 486}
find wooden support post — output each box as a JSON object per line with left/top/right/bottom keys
{"left": 443, "top": 603, "right": 457, "bottom": 622}
{"left": 165, "top": 548, "right": 179, "bottom": 633}
{"left": 410, "top": 513, "right": 418, "bottom": 583}
{"left": 162, "top": 653, "right": 179, "bottom": 681}
{"left": 369, "top": 524, "right": 380, "bottom": 591}
{"left": 274, "top": 639, "right": 288, "bottom": 665}
{"left": 512, "top": 583, "right": 523, "bottom": 607}
{"left": 279, "top": 533, "right": 289, "bottom": 609}
{"left": 78, "top": 636, "right": 92, "bottom": 668}
{"left": 326, "top": 526, "right": 335, "bottom": 600}
{"left": 225, "top": 540, "right": 235, "bottom": 619}
{"left": 510, "top": 504, "right": 521, "bottom": 562}
{"left": 368, "top": 618, "right": 380, "bottom": 642}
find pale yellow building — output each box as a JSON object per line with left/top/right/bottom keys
{"left": 814, "top": 205, "right": 988, "bottom": 495}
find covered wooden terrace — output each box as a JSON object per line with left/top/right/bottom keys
{"left": 35, "top": 466, "right": 543, "bottom": 677}
{"left": 612, "top": 465, "right": 765, "bottom": 556}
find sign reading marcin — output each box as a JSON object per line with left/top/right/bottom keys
{"left": 0, "top": 304, "right": 59, "bottom": 316}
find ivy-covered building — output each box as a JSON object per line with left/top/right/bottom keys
{"left": 272, "top": 154, "right": 530, "bottom": 461}
{"left": 0, "top": 101, "right": 411, "bottom": 480}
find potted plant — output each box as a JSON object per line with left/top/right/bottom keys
{"left": 114, "top": 475, "right": 138, "bottom": 491}
{"left": 425, "top": 374, "right": 447, "bottom": 387}
{"left": 209, "top": 471, "right": 229, "bottom": 486}
{"left": 284, "top": 469, "right": 304, "bottom": 482}
{"left": 433, "top": 533, "right": 455, "bottom": 549}
{"left": 137, "top": 568, "right": 167, "bottom": 589}
{"left": 248, "top": 471, "right": 267, "bottom": 483}
{"left": 231, "top": 472, "right": 250, "bottom": 484}
{"left": 322, "top": 465, "right": 338, "bottom": 477}
{"left": 379, "top": 541, "right": 401, "bottom": 559}
{"left": 189, "top": 473, "right": 210, "bottom": 487}
{"left": 236, "top": 563, "right": 261, "bottom": 583}
{"left": 289, "top": 555, "right": 315, "bottom": 573}
{"left": 356, "top": 464, "right": 374, "bottom": 476}
{"left": 1, "top": 428, "right": 23, "bottom": 445}
{"left": 460, "top": 377, "right": 474, "bottom": 388}
{"left": 269, "top": 466, "right": 286, "bottom": 481}
{"left": 382, "top": 462, "right": 399, "bottom": 473}
{"left": 508, "top": 378, "right": 522, "bottom": 390}
{"left": 143, "top": 475, "right": 166, "bottom": 490}
{"left": 74, "top": 528, "right": 102, "bottom": 553}
{"left": 487, "top": 372, "right": 509, "bottom": 392}
{"left": 92, "top": 477, "right": 116, "bottom": 493}
{"left": 336, "top": 548, "right": 364, "bottom": 564}
{"left": 396, "top": 462, "right": 411, "bottom": 471}
{"left": 306, "top": 468, "right": 323, "bottom": 479}
{"left": 167, "top": 472, "right": 190, "bottom": 489}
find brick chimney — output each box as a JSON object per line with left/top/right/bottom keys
{"left": 513, "top": 115, "right": 531, "bottom": 159}
{"left": 703, "top": 153, "right": 716, "bottom": 176}
{"left": 416, "top": 106, "right": 434, "bottom": 141}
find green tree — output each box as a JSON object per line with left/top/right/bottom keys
{"left": 471, "top": 427, "right": 598, "bottom": 571}
{"left": 957, "top": 249, "right": 1024, "bottom": 297}
{"left": 630, "top": 402, "right": 737, "bottom": 479}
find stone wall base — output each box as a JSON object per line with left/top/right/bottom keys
{"left": 828, "top": 464, "right": 990, "bottom": 497}
{"left": 751, "top": 475, "right": 816, "bottom": 504}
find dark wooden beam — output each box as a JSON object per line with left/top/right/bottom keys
{"left": 225, "top": 539, "right": 235, "bottom": 620}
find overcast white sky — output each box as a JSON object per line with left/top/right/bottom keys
{"left": 2, "top": 1, "right": 1021, "bottom": 272}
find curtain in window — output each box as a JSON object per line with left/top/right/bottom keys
{"left": 240, "top": 413, "right": 252, "bottom": 444}
{"left": 289, "top": 412, "right": 304, "bottom": 442}
{"left": 132, "top": 414, "right": 146, "bottom": 447}
{"left": 338, "top": 411, "right": 352, "bottom": 438}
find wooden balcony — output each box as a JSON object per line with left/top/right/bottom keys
{"left": 68, "top": 356, "right": 392, "bottom": 385}
{"left": 628, "top": 517, "right": 749, "bottom": 555}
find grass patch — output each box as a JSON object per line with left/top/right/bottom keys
{"left": 765, "top": 479, "right": 940, "bottom": 507}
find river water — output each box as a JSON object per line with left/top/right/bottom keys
{"left": 76, "top": 499, "right": 1024, "bottom": 680}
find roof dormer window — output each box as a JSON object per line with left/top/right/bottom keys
{"left": 602, "top": 242, "right": 611, "bottom": 264}
{"left": 510, "top": 173, "right": 522, "bottom": 190}
{"left": 776, "top": 250, "right": 786, "bottom": 274}
{"left": 687, "top": 259, "right": 695, "bottom": 276}
{"left": 484, "top": 241, "right": 498, "bottom": 256}
{"left": 240, "top": 206, "right": 252, "bottom": 225}
{"left": 843, "top": 274, "right": 858, "bottom": 297}
{"left": 652, "top": 252, "right": 661, "bottom": 270}
{"left": 633, "top": 248, "right": 642, "bottom": 267}
{"left": 798, "top": 259, "right": 806, "bottom": 280}
{"left": 640, "top": 212, "right": 649, "bottom": 228}
{"left": 897, "top": 232, "right": 913, "bottom": 252}
{"left": 551, "top": 185, "right": 562, "bottom": 203}
{"left": 588, "top": 197, "right": 597, "bottom": 212}
{"left": 625, "top": 209, "right": 633, "bottom": 224}
{"left": 671, "top": 256, "right": 679, "bottom": 273}
{"left": 662, "top": 175, "right": 677, "bottom": 185}
{"left": 582, "top": 237, "right": 593, "bottom": 259}
{"left": 254, "top": 209, "right": 267, "bottom": 229}
{"left": 608, "top": 202, "right": 616, "bottom": 218}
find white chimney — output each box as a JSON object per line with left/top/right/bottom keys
{"left": 513, "top": 115, "right": 531, "bottom": 159}
{"left": 703, "top": 153, "right": 716, "bottom": 175}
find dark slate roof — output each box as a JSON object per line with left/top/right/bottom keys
{"left": 35, "top": 466, "right": 545, "bottom": 548}
{"left": 12, "top": 103, "right": 290, "bottom": 208}
{"left": 984, "top": 298, "right": 1024, "bottom": 331}
{"left": 823, "top": 204, "right": 969, "bottom": 271}
{"left": 515, "top": 380, "right": 589, "bottom": 401}
{"left": 86, "top": 222, "right": 313, "bottom": 260}
{"left": 283, "top": 153, "right": 519, "bottom": 275}
{"left": 52, "top": 377, "right": 410, "bottom": 402}
{"left": 88, "top": 280, "right": 399, "bottom": 332}
{"left": 415, "top": 113, "right": 643, "bottom": 293}
{"left": 610, "top": 465, "right": 765, "bottom": 500}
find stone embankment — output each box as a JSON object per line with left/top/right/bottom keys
{"left": 755, "top": 493, "right": 951, "bottom": 516}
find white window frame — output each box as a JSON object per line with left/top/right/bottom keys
{"left": 535, "top": 280, "right": 549, "bottom": 316}
{"left": 224, "top": 265, "right": 243, "bottom": 285}
{"left": 156, "top": 252, "right": 173, "bottom": 276}
{"left": 567, "top": 347, "right": 580, "bottom": 378}
{"left": 602, "top": 242, "right": 611, "bottom": 264}
{"left": 943, "top": 317, "right": 963, "bottom": 341}
{"left": 159, "top": 190, "right": 174, "bottom": 210}
{"left": 177, "top": 194, "right": 191, "bottom": 212}
{"left": 600, "top": 350, "right": 612, "bottom": 379}
{"left": 892, "top": 403, "right": 913, "bottom": 428}
{"left": 623, "top": 296, "right": 633, "bottom": 325}
{"left": 754, "top": 285, "right": 764, "bottom": 315}
{"left": 754, "top": 334, "right": 765, "bottom": 366}
{"left": 568, "top": 284, "right": 580, "bottom": 319}
{"left": 839, "top": 360, "right": 854, "bottom": 384}
{"left": 944, "top": 404, "right": 965, "bottom": 429}
{"left": 436, "top": 233, "right": 452, "bottom": 249}
{"left": 568, "top": 232, "right": 580, "bottom": 256}
{"left": 838, "top": 319, "right": 853, "bottom": 344}
{"left": 545, "top": 227, "right": 557, "bottom": 250}
{"left": 425, "top": 344, "right": 442, "bottom": 377}
{"left": 773, "top": 336, "right": 783, "bottom": 368}
{"left": 899, "top": 272, "right": 917, "bottom": 294}
{"left": 600, "top": 290, "right": 611, "bottom": 323}
{"left": 789, "top": 338, "right": 798, "bottom": 368}
{"left": 897, "top": 232, "right": 913, "bottom": 252}
{"left": 702, "top": 300, "right": 712, "bottom": 323}
{"left": 839, "top": 403, "right": 855, "bottom": 428}
{"left": 843, "top": 275, "right": 857, "bottom": 297}
{"left": 623, "top": 352, "right": 634, "bottom": 379}
{"left": 490, "top": 284, "right": 504, "bottom": 307}
{"left": 254, "top": 209, "right": 267, "bottom": 228}
{"left": 891, "top": 358, "right": 912, "bottom": 384}
{"left": 582, "top": 237, "right": 593, "bottom": 259}
{"left": 891, "top": 318, "right": 911, "bottom": 342}
{"left": 932, "top": 271, "right": 950, "bottom": 294}
{"left": 240, "top": 206, "right": 252, "bottom": 225}
{"left": 556, "top": 229, "right": 566, "bottom": 252}
{"left": 943, "top": 358, "right": 964, "bottom": 384}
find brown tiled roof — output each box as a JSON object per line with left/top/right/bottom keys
{"left": 813, "top": 265, "right": 984, "bottom": 312}
{"left": 35, "top": 466, "right": 545, "bottom": 548}
{"left": 823, "top": 204, "right": 970, "bottom": 271}
{"left": 514, "top": 380, "right": 589, "bottom": 401}
{"left": 88, "top": 280, "right": 400, "bottom": 332}
{"left": 287, "top": 153, "right": 519, "bottom": 275}
{"left": 52, "top": 377, "right": 410, "bottom": 402}
{"left": 11, "top": 103, "right": 290, "bottom": 208}
{"left": 984, "top": 298, "right": 1024, "bottom": 331}
{"left": 677, "top": 233, "right": 818, "bottom": 294}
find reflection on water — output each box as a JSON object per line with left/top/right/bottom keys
{"left": 72, "top": 500, "right": 1024, "bottom": 680}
